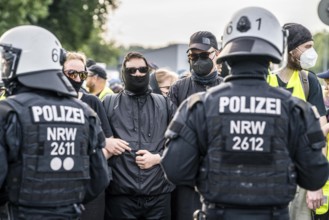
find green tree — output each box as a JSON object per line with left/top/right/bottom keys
{"left": 0, "top": 0, "right": 121, "bottom": 66}
{"left": 313, "top": 31, "right": 329, "bottom": 74}
{"left": 0, "top": 0, "right": 52, "bottom": 34}
{"left": 37, "top": 0, "right": 119, "bottom": 51}
{"left": 80, "top": 29, "right": 121, "bottom": 67}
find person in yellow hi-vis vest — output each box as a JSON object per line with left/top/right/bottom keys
{"left": 267, "top": 23, "right": 327, "bottom": 220}
{"left": 85, "top": 64, "right": 113, "bottom": 102}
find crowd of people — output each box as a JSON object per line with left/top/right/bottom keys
{"left": 0, "top": 6, "right": 329, "bottom": 220}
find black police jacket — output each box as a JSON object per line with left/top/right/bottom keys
{"left": 103, "top": 90, "right": 175, "bottom": 196}
{"left": 0, "top": 90, "right": 110, "bottom": 208}
{"left": 161, "top": 69, "right": 329, "bottom": 206}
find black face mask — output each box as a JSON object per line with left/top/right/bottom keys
{"left": 123, "top": 72, "right": 150, "bottom": 95}
{"left": 190, "top": 58, "right": 214, "bottom": 76}
{"left": 66, "top": 76, "right": 83, "bottom": 93}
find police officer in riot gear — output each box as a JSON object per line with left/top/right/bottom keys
{"left": 161, "top": 7, "right": 329, "bottom": 220}
{"left": 0, "top": 25, "right": 110, "bottom": 219}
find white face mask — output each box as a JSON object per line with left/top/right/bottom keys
{"left": 299, "top": 47, "right": 318, "bottom": 69}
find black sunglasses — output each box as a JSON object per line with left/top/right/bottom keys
{"left": 188, "top": 51, "right": 215, "bottom": 61}
{"left": 125, "top": 66, "right": 149, "bottom": 74}
{"left": 64, "top": 70, "right": 88, "bottom": 80}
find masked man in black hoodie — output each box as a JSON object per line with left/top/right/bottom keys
{"left": 103, "top": 51, "right": 176, "bottom": 220}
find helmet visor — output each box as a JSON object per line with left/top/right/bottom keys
{"left": 0, "top": 44, "right": 21, "bottom": 82}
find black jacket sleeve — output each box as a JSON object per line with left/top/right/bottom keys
{"left": 0, "top": 102, "right": 21, "bottom": 205}
{"left": 0, "top": 103, "right": 9, "bottom": 190}
{"left": 94, "top": 101, "right": 112, "bottom": 138}
{"left": 161, "top": 94, "right": 207, "bottom": 186}
{"left": 289, "top": 98, "right": 329, "bottom": 190}
{"left": 83, "top": 109, "right": 111, "bottom": 203}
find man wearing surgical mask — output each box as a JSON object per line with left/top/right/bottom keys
{"left": 267, "top": 23, "right": 327, "bottom": 220}
{"left": 167, "top": 31, "right": 223, "bottom": 220}
{"left": 268, "top": 23, "right": 325, "bottom": 115}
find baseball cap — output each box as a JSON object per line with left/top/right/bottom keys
{"left": 88, "top": 64, "right": 107, "bottom": 79}
{"left": 318, "top": 70, "right": 329, "bottom": 79}
{"left": 188, "top": 31, "right": 218, "bottom": 52}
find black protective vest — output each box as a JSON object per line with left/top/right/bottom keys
{"left": 196, "top": 83, "right": 297, "bottom": 206}
{"left": 5, "top": 93, "right": 91, "bottom": 207}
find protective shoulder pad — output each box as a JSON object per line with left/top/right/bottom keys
{"left": 291, "top": 98, "right": 324, "bottom": 150}
{"left": 187, "top": 92, "right": 204, "bottom": 110}
{"left": 293, "top": 97, "right": 319, "bottom": 120}
{"left": 5, "top": 92, "right": 35, "bottom": 107}
{"left": 0, "top": 100, "right": 14, "bottom": 115}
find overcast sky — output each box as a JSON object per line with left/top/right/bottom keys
{"left": 107, "top": 0, "right": 329, "bottom": 48}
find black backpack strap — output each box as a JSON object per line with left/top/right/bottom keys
{"left": 178, "top": 77, "right": 191, "bottom": 105}
{"left": 299, "top": 70, "right": 309, "bottom": 100}
{"left": 150, "top": 93, "right": 170, "bottom": 124}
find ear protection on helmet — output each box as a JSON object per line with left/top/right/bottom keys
{"left": 60, "top": 48, "right": 67, "bottom": 66}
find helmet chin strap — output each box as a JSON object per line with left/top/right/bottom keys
{"left": 271, "top": 30, "right": 289, "bottom": 74}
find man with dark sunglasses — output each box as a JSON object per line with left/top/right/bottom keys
{"left": 167, "top": 31, "right": 223, "bottom": 220}
{"left": 62, "top": 51, "right": 113, "bottom": 220}
{"left": 103, "top": 51, "right": 176, "bottom": 220}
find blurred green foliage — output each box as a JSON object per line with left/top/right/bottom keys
{"left": 313, "top": 31, "right": 329, "bottom": 74}
{"left": 0, "top": 0, "right": 121, "bottom": 66}
{"left": 0, "top": 0, "right": 52, "bottom": 31}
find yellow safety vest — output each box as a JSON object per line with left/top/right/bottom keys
{"left": 266, "top": 70, "right": 307, "bottom": 101}
{"left": 267, "top": 70, "right": 329, "bottom": 214}
{"left": 98, "top": 87, "right": 113, "bottom": 102}
{"left": 316, "top": 134, "right": 329, "bottom": 215}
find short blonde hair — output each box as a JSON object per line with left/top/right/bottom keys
{"left": 155, "top": 68, "right": 178, "bottom": 88}
{"left": 64, "top": 51, "right": 87, "bottom": 66}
